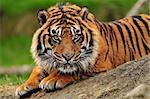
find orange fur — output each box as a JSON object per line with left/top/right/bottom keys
{"left": 16, "top": 4, "right": 150, "bottom": 97}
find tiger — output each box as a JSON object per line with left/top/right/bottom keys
{"left": 16, "top": 3, "right": 150, "bottom": 97}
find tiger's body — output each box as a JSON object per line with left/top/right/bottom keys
{"left": 16, "top": 4, "right": 150, "bottom": 97}
{"left": 96, "top": 15, "right": 150, "bottom": 68}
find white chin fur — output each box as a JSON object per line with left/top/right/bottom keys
{"left": 58, "top": 66, "right": 78, "bottom": 74}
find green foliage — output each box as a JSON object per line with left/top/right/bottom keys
{"left": 1, "top": 0, "right": 148, "bottom": 21}
{"left": 0, "top": 35, "right": 33, "bottom": 66}
{"left": 1, "top": 0, "right": 85, "bottom": 15}
{"left": 1, "top": 0, "right": 137, "bottom": 16}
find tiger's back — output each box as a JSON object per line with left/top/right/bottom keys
{"left": 99, "top": 14, "right": 150, "bottom": 67}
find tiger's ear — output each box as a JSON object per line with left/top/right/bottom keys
{"left": 38, "top": 9, "right": 48, "bottom": 26}
{"left": 79, "top": 7, "right": 89, "bottom": 20}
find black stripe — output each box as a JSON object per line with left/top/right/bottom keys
{"left": 88, "top": 29, "right": 93, "bottom": 47}
{"left": 68, "top": 7, "right": 76, "bottom": 11}
{"left": 87, "top": 17, "right": 93, "bottom": 22}
{"left": 48, "top": 38, "right": 53, "bottom": 46}
{"left": 127, "top": 40, "right": 131, "bottom": 61}
{"left": 130, "top": 23, "right": 142, "bottom": 57}
{"left": 127, "top": 40, "right": 134, "bottom": 61}
{"left": 133, "top": 16, "right": 150, "bottom": 37}
{"left": 100, "top": 24, "right": 107, "bottom": 38}
{"left": 37, "top": 30, "right": 44, "bottom": 50}
{"left": 49, "top": 8, "right": 55, "bottom": 12}
{"left": 72, "top": 26, "right": 76, "bottom": 29}
{"left": 102, "top": 23, "right": 108, "bottom": 37}
{"left": 52, "top": 11, "right": 61, "bottom": 15}
{"left": 85, "top": 31, "right": 89, "bottom": 46}
{"left": 70, "top": 13, "right": 77, "bottom": 17}
{"left": 133, "top": 16, "right": 150, "bottom": 55}
{"left": 131, "top": 49, "right": 134, "bottom": 60}
{"left": 105, "top": 48, "right": 109, "bottom": 61}
{"left": 42, "top": 34, "right": 50, "bottom": 50}
{"left": 108, "top": 24, "right": 119, "bottom": 53}
{"left": 101, "top": 24, "right": 109, "bottom": 61}
{"left": 79, "top": 26, "right": 84, "bottom": 32}
{"left": 75, "top": 18, "right": 86, "bottom": 27}
{"left": 48, "top": 27, "right": 51, "bottom": 33}
{"left": 109, "top": 31, "right": 113, "bottom": 46}
{"left": 55, "top": 26, "right": 60, "bottom": 30}
{"left": 109, "top": 29, "right": 115, "bottom": 65}
{"left": 100, "top": 25, "right": 105, "bottom": 36}
{"left": 124, "top": 23, "right": 136, "bottom": 52}
{"left": 38, "top": 33, "right": 49, "bottom": 54}
{"left": 51, "top": 13, "right": 62, "bottom": 18}
{"left": 79, "top": 26, "right": 85, "bottom": 44}
{"left": 66, "top": 22, "right": 75, "bottom": 25}
{"left": 132, "top": 17, "right": 147, "bottom": 43}
{"left": 94, "top": 18, "right": 102, "bottom": 33}
{"left": 85, "top": 49, "right": 93, "bottom": 54}
{"left": 141, "top": 38, "right": 150, "bottom": 55}
{"left": 104, "top": 24, "right": 114, "bottom": 63}
{"left": 50, "top": 19, "right": 60, "bottom": 25}
{"left": 108, "top": 24, "right": 120, "bottom": 65}
{"left": 82, "top": 11, "right": 88, "bottom": 20}
{"left": 99, "top": 25, "right": 103, "bottom": 36}
{"left": 100, "top": 24, "right": 109, "bottom": 61}
{"left": 65, "top": 16, "right": 77, "bottom": 23}
{"left": 114, "top": 23, "right": 126, "bottom": 62}
{"left": 65, "top": 10, "right": 74, "bottom": 13}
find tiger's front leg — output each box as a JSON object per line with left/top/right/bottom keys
{"left": 39, "top": 70, "right": 80, "bottom": 91}
{"left": 15, "top": 66, "right": 45, "bottom": 96}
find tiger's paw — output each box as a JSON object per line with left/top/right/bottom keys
{"left": 39, "top": 72, "right": 79, "bottom": 91}
{"left": 15, "top": 83, "right": 38, "bottom": 97}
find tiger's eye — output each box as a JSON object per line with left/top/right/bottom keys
{"left": 75, "top": 30, "right": 80, "bottom": 33}
{"left": 52, "top": 29, "right": 56, "bottom": 34}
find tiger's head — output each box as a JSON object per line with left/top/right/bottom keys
{"left": 31, "top": 4, "right": 102, "bottom": 74}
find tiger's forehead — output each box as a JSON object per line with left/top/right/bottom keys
{"left": 47, "top": 4, "right": 81, "bottom": 15}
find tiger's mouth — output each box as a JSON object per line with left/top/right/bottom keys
{"left": 37, "top": 50, "right": 91, "bottom": 74}
{"left": 36, "top": 46, "right": 97, "bottom": 74}
{"left": 52, "top": 55, "right": 84, "bottom": 73}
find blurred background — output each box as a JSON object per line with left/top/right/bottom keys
{"left": 0, "top": 0, "right": 149, "bottom": 85}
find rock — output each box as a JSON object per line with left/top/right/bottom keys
{"left": 0, "top": 55, "right": 150, "bottom": 99}
{"left": 125, "top": 84, "right": 150, "bottom": 99}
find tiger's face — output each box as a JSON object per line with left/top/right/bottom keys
{"left": 31, "top": 4, "right": 101, "bottom": 74}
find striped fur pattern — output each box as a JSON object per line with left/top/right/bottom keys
{"left": 16, "top": 4, "right": 150, "bottom": 97}
{"left": 31, "top": 4, "right": 101, "bottom": 74}
{"left": 96, "top": 15, "right": 150, "bottom": 67}
{"left": 31, "top": 4, "right": 150, "bottom": 74}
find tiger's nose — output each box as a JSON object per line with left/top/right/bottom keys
{"left": 62, "top": 53, "right": 74, "bottom": 61}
